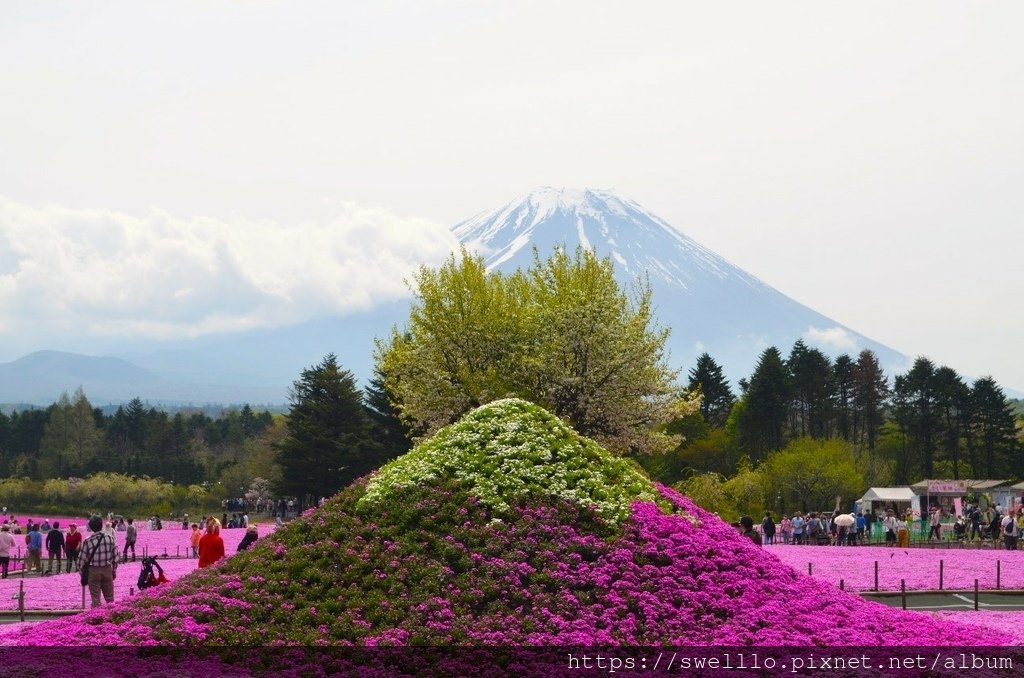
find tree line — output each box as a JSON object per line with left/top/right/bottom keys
{"left": 655, "top": 343, "right": 1021, "bottom": 518}
{"left": 3, "top": 246, "right": 1018, "bottom": 519}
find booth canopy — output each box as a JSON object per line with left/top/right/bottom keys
{"left": 909, "top": 479, "right": 1011, "bottom": 495}
{"left": 858, "top": 487, "right": 915, "bottom": 503}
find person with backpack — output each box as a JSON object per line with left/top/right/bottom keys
{"left": 45, "top": 521, "right": 64, "bottom": 574}
{"left": 79, "top": 516, "right": 118, "bottom": 608}
{"left": 1002, "top": 511, "right": 1019, "bottom": 550}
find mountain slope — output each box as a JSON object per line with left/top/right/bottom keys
{"left": 455, "top": 187, "right": 909, "bottom": 381}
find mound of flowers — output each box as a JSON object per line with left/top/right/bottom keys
{"left": 0, "top": 399, "right": 1006, "bottom": 649}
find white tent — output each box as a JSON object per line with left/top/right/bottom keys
{"left": 858, "top": 487, "right": 915, "bottom": 505}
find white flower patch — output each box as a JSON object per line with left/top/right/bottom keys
{"left": 358, "top": 398, "right": 659, "bottom": 525}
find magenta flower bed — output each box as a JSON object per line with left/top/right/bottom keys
{"left": 0, "top": 524, "right": 275, "bottom": 611}
{"left": 2, "top": 517, "right": 268, "bottom": 566}
{"left": 934, "top": 612, "right": 1024, "bottom": 645}
{"left": 0, "top": 487, "right": 1005, "bottom": 647}
{"left": 767, "top": 545, "right": 1024, "bottom": 592}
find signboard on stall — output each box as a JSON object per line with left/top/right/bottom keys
{"left": 953, "top": 497, "right": 963, "bottom": 518}
{"left": 911, "top": 495, "right": 921, "bottom": 520}
{"left": 926, "top": 480, "right": 968, "bottom": 494}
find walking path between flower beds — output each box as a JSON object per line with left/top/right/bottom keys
{"left": 0, "top": 523, "right": 276, "bottom": 612}
{"left": 766, "top": 544, "right": 1024, "bottom": 592}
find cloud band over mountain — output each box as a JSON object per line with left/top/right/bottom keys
{"left": 0, "top": 197, "right": 457, "bottom": 349}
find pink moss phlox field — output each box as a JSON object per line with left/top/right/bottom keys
{"left": 934, "top": 612, "right": 1024, "bottom": 645}
{"left": 0, "top": 524, "right": 275, "bottom": 611}
{"left": 0, "top": 400, "right": 1011, "bottom": 653}
{"left": 0, "top": 484, "right": 999, "bottom": 648}
{"left": 767, "top": 544, "right": 1024, "bottom": 591}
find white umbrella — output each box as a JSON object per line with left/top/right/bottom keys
{"left": 833, "top": 513, "right": 856, "bottom": 528}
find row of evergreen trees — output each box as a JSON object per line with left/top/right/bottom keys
{"left": 687, "top": 342, "right": 1020, "bottom": 483}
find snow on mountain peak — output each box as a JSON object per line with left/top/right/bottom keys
{"left": 449, "top": 187, "right": 908, "bottom": 387}
{"left": 452, "top": 186, "right": 766, "bottom": 293}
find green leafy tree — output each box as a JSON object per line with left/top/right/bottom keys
{"left": 722, "top": 459, "right": 766, "bottom": 520}
{"left": 49, "top": 388, "right": 102, "bottom": 476}
{"left": 759, "top": 437, "right": 864, "bottom": 514}
{"left": 687, "top": 353, "right": 735, "bottom": 428}
{"left": 377, "top": 247, "right": 689, "bottom": 454}
{"left": 676, "top": 472, "right": 734, "bottom": 519}
{"left": 275, "top": 354, "right": 384, "bottom": 508}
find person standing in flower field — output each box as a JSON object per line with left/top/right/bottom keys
{"left": 64, "top": 524, "right": 82, "bottom": 572}
{"left": 928, "top": 506, "right": 943, "bottom": 541}
{"left": 882, "top": 509, "right": 898, "bottom": 546}
{"left": 45, "top": 521, "right": 64, "bottom": 574}
{"left": 1001, "top": 510, "right": 1019, "bottom": 550}
{"left": 189, "top": 523, "right": 201, "bottom": 558}
{"left": 761, "top": 512, "right": 776, "bottom": 545}
{"left": 0, "top": 525, "right": 16, "bottom": 578}
{"left": 791, "top": 512, "right": 805, "bottom": 545}
{"left": 198, "top": 518, "right": 225, "bottom": 568}
{"left": 123, "top": 517, "right": 137, "bottom": 562}
{"left": 25, "top": 523, "right": 42, "bottom": 573}
{"left": 79, "top": 516, "right": 117, "bottom": 608}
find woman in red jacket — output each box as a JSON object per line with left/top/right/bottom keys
{"left": 198, "top": 518, "right": 225, "bottom": 568}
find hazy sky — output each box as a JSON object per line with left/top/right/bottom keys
{"left": 1, "top": 1, "right": 1021, "bottom": 389}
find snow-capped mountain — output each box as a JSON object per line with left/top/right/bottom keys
{"left": 455, "top": 187, "right": 909, "bottom": 381}
{"left": 3, "top": 187, "right": 912, "bottom": 406}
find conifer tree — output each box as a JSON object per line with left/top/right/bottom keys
{"left": 738, "top": 346, "right": 791, "bottom": 462}
{"left": 364, "top": 367, "right": 413, "bottom": 460}
{"left": 275, "top": 354, "right": 383, "bottom": 508}
{"left": 852, "top": 349, "right": 888, "bottom": 454}
{"left": 832, "top": 354, "right": 855, "bottom": 442}
{"left": 969, "top": 376, "right": 1017, "bottom": 478}
{"left": 686, "top": 352, "right": 735, "bottom": 428}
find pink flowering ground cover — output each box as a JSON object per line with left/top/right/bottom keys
{"left": 0, "top": 400, "right": 1012, "bottom": 668}
{"left": 1, "top": 517, "right": 268, "bottom": 567}
{"left": 0, "top": 524, "right": 275, "bottom": 611}
{"left": 935, "top": 612, "right": 1024, "bottom": 645}
{"left": 767, "top": 545, "right": 1024, "bottom": 592}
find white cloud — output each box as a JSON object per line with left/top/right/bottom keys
{"left": 802, "top": 326, "right": 859, "bottom": 353}
{"left": 0, "top": 197, "right": 459, "bottom": 344}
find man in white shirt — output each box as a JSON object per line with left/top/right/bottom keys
{"left": 882, "top": 510, "right": 898, "bottom": 547}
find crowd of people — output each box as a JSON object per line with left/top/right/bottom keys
{"left": 746, "top": 505, "right": 1024, "bottom": 550}
{"left": 0, "top": 510, "right": 262, "bottom": 605}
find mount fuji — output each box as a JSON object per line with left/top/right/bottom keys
{"left": 1, "top": 187, "right": 911, "bottom": 406}
{"left": 453, "top": 187, "right": 909, "bottom": 382}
